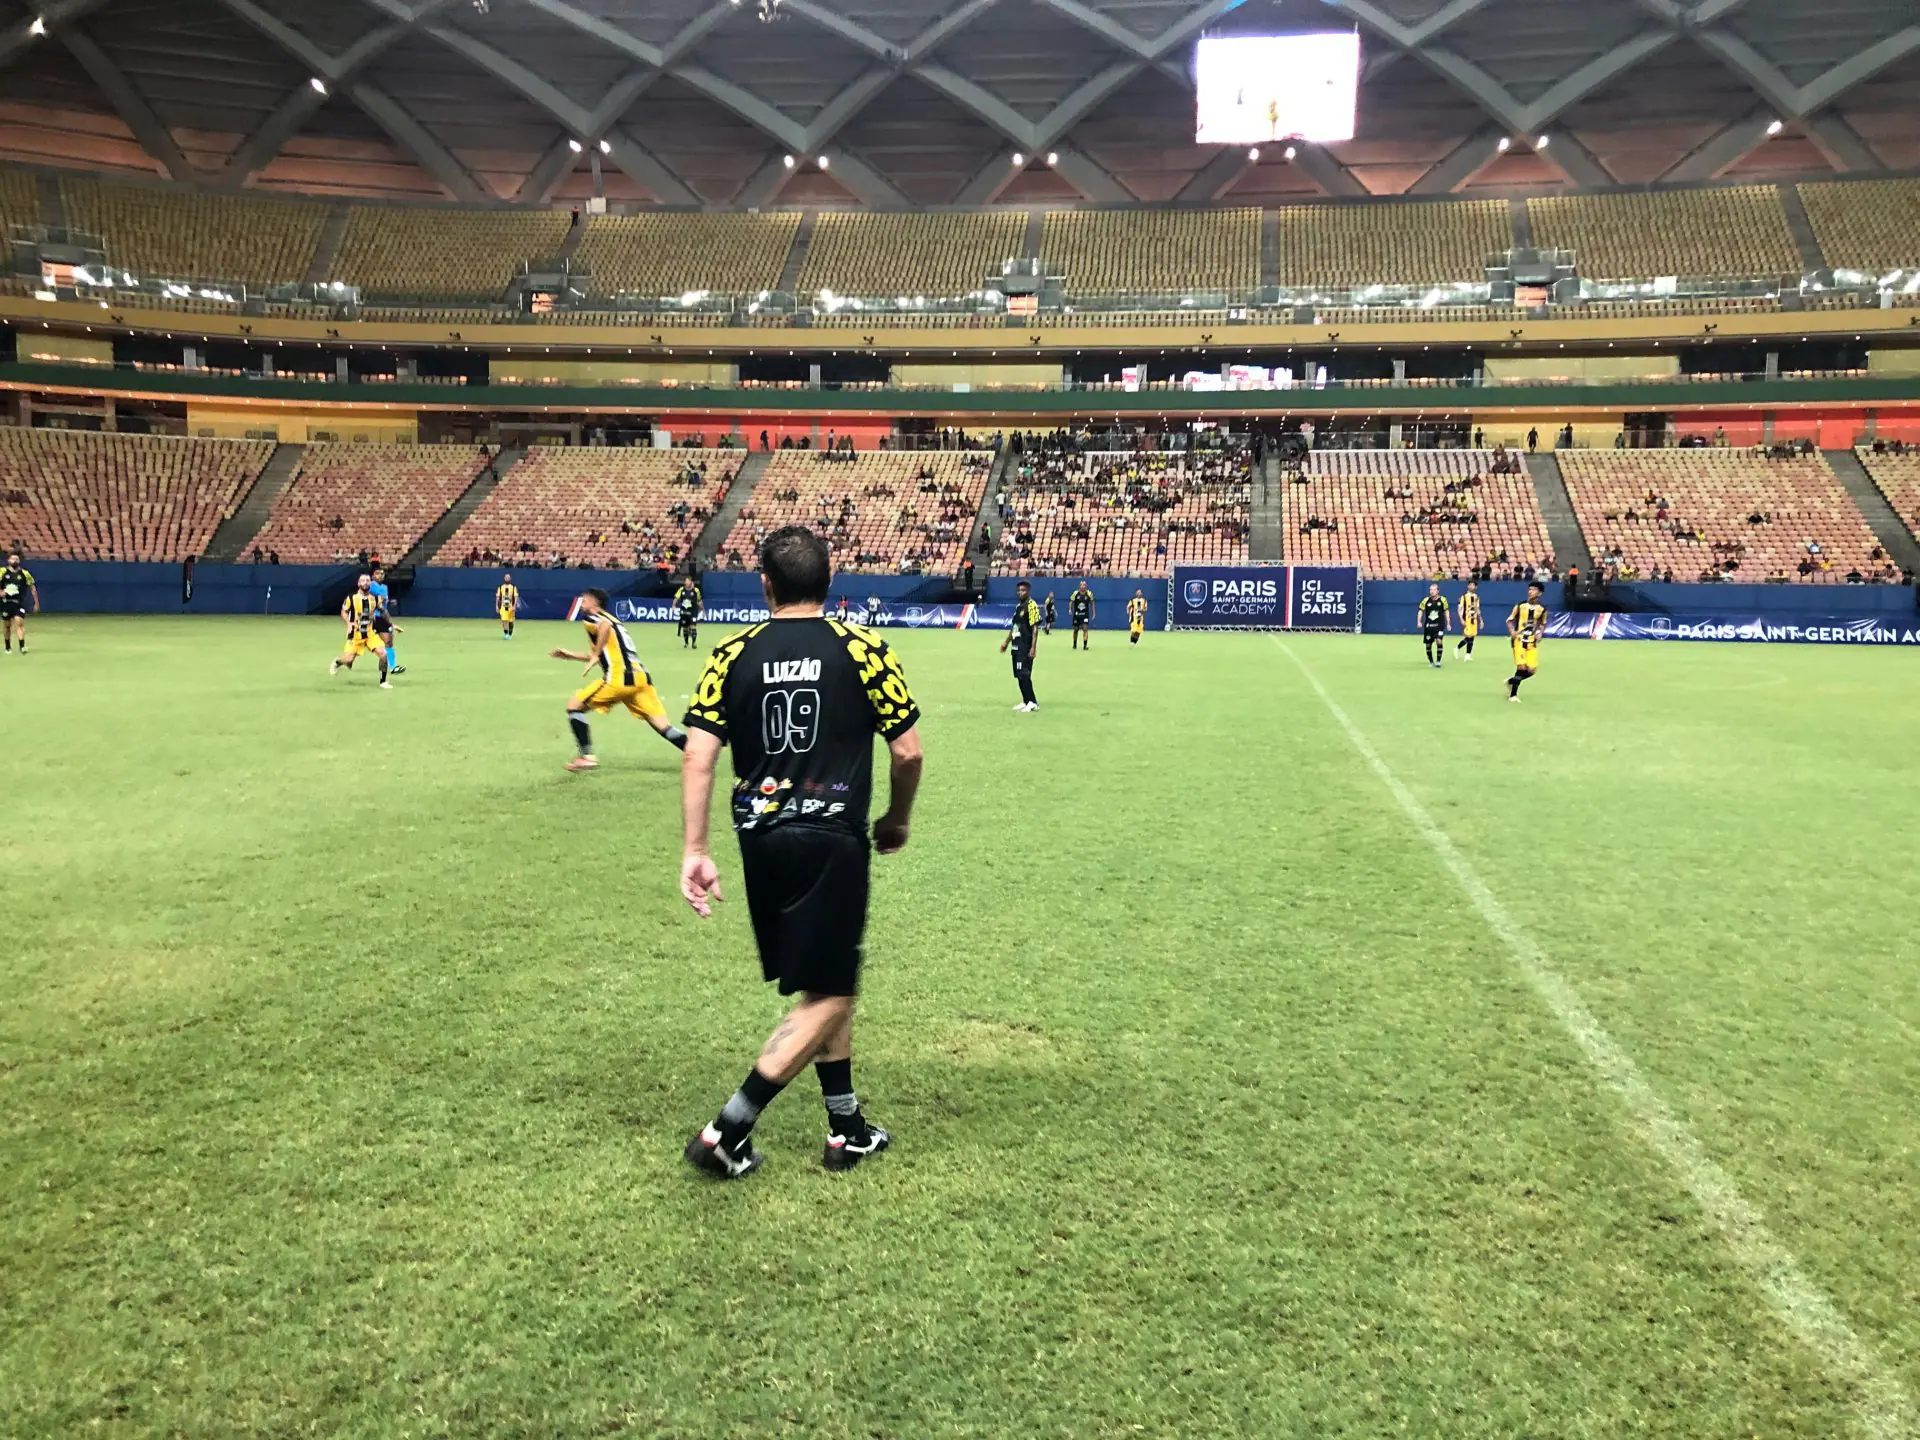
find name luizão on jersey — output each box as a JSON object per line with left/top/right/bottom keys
{"left": 763, "top": 658, "right": 823, "bottom": 683}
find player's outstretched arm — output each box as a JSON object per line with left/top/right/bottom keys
{"left": 679, "top": 728, "right": 725, "bottom": 916}
{"left": 873, "top": 725, "right": 923, "bottom": 856}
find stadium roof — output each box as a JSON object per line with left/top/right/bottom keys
{"left": 0, "top": 0, "right": 1916, "bottom": 207}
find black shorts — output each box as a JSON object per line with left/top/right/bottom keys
{"left": 372, "top": 617, "right": 393, "bottom": 637}
{"left": 0, "top": 603, "right": 21, "bottom": 622}
{"left": 738, "top": 825, "right": 871, "bottom": 997}
{"left": 1422, "top": 625, "right": 1444, "bottom": 641}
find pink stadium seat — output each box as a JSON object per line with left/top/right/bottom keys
{"left": 1281, "top": 450, "right": 1552, "bottom": 579}
{"left": 0, "top": 428, "right": 271, "bottom": 562}
{"left": 1854, "top": 446, "right": 1920, "bottom": 551}
{"left": 720, "top": 451, "right": 990, "bottom": 576}
{"left": 1560, "top": 449, "right": 1888, "bottom": 584}
{"left": 996, "top": 444, "right": 1251, "bottom": 578}
{"left": 251, "top": 444, "right": 491, "bottom": 565}
{"left": 439, "top": 447, "right": 739, "bottom": 569}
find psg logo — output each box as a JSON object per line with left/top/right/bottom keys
{"left": 1183, "top": 579, "right": 1210, "bottom": 609}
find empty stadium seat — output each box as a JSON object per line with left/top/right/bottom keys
{"left": 1799, "top": 179, "right": 1920, "bottom": 272}
{"left": 1277, "top": 200, "right": 1508, "bottom": 287}
{"left": 0, "top": 428, "right": 271, "bottom": 561}
{"left": 1527, "top": 188, "right": 1800, "bottom": 279}
{"left": 0, "top": 167, "right": 39, "bottom": 238}
{"left": 1281, "top": 451, "right": 1552, "bottom": 580}
{"left": 327, "top": 206, "right": 573, "bottom": 298}
{"left": 573, "top": 213, "right": 799, "bottom": 297}
{"left": 250, "top": 444, "right": 490, "bottom": 564}
{"left": 61, "top": 176, "right": 325, "bottom": 286}
{"left": 1040, "top": 209, "right": 1259, "bottom": 293}
{"left": 438, "top": 448, "right": 740, "bottom": 569}
{"left": 996, "top": 444, "right": 1252, "bottom": 578}
{"left": 721, "top": 451, "right": 989, "bottom": 576}
{"left": 1559, "top": 449, "right": 1884, "bottom": 583}
{"left": 797, "top": 211, "right": 1024, "bottom": 298}
{"left": 1854, "top": 446, "right": 1920, "bottom": 548}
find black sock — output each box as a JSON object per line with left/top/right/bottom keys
{"left": 568, "top": 713, "right": 592, "bottom": 754}
{"left": 1508, "top": 672, "right": 1524, "bottom": 696}
{"left": 714, "top": 1065, "right": 787, "bottom": 1151}
{"left": 815, "top": 1057, "right": 862, "bottom": 1135}
{"left": 661, "top": 724, "right": 688, "bottom": 750}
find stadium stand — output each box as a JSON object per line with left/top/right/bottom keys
{"left": 60, "top": 176, "right": 326, "bottom": 287}
{"left": 250, "top": 444, "right": 490, "bottom": 565}
{"left": 326, "top": 206, "right": 573, "bottom": 298}
{"left": 0, "top": 428, "right": 271, "bottom": 561}
{"left": 573, "top": 212, "right": 799, "bottom": 297}
{"left": 1527, "top": 187, "right": 1801, "bottom": 279}
{"left": 1854, "top": 445, "right": 1920, "bottom": 546}
{"left": 1281, "top": 450, "right": 1553, "bottom": 580}
{"left": 1799, "top": 179, "right": 1920, "bottom": 272}
{"left": 796, "top": 211, "right": 1024, "bottom": 298}
{"left": 995, "top": 441, "right": 1252, "bottom": 578}
{"left": 1277, "top": 200, "right": 1509, "bottom": 287}
{"left": 435, "top": 447, "right": 738, "bottom": 570}
{"left": 1039, "top": 208, "right": 1260, "bottom": 293}
{"left": 0, "top": 166, "right": 40, "bottom": 238}
{"left": 719, "top": 451, "right": 990, "bottom": 576}
{"left": 1559, "top": 449, "right": 1891, "bottom": 584}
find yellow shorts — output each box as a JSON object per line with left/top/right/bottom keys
{"left": 1512, "top": 642, "right": 1540, "bottom": 671}
{"left": 571, "top": 677, "right": 666, "bottom": 720}
{"left": 343, "top": 631, "right": 383, "bottom": 658}
{"left": 1129, "top": 621, "right": 1144, "bottom": 638}
{"left": 1463, "top": 622, "right": 1480, "bottom": 639}
{"left": 499, "top": 607, "right": 515, "bottom": 623}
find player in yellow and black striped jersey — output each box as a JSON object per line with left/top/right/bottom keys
{"left": 550, "top": 587, "right": 687, "bottom": 771}
{"left": 1127, "top": 590, "right": 1147, "bottom": 644}
{"left": 1417, "top": 584, "right": 1451, "bottom": 668}
{"left": 495, "top": 574, "right": 519, "bottom": 638}
{"left": 1507, "top": 580, "right": 1548, "bottom": 702}
{"left": 1454, "top": 581, "right": 1482, "bottom": 662}
{"left": 329, "top": 574, "right": 391, "bottom": 687}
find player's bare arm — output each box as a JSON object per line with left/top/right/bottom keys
{"left": 873, "top": 724, "right": 923, "bottom": 855}
{"left": 679, "top": 726, "right": 725, "bottom": 916}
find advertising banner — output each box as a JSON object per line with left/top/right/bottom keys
{"left": 1171, "top": 566, "right": 1360, "bottom": 630}
{"left": 1548, "top": 612, "right": 1920, "bottom": 645}
{"left": 608, "top": 598, "right": 1016, "bottom": 630}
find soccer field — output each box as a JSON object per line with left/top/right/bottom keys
{"left": 3, "top": 615, "right": 1916, "bottom": 1437}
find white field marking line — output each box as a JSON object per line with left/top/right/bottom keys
{"left": 1273, "top": 637, "right": 1917, "bottom": 1440}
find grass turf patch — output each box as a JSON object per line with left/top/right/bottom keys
{"left": 0, "top": 616, "right": 1913, "bottom": 1436}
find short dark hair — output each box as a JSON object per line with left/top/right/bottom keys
{"left": 1527, "top": 580, "right": 1545, "bottom": 593}
{"left": 1016, "top": 579, "right": 1031, "bottom": 591}
{"left": 584, "top": 587, "right": 611, "bottom": 608}
{"left": 760, "top": 526, "right": 830, "bottom": 606}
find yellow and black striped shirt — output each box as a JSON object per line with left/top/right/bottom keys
{"left": 343, "top": 590, "right": 378, "bottom": 635}
{"left": 590, "top": 614, "right": 642, "bottom": 687}
{"left": 1509, "top": 601, "right": 1547, "bottom": 644}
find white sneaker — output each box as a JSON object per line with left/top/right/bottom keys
{"left": 1013, "top": 702, "right": 1030, "bottom": 711}
{"left": 328, "top": 660, "right": 340, "bottom": 675}
{"left": 379, "top": 680, "right": 393, "bottom": 689}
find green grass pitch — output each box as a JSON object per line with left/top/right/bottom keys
{"left": 3, "top": 615, "right": 1917, "bottom": 1437}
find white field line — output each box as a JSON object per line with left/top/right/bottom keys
{"left": 1274, "top": 637, "right": 1916, "bottom": 1440}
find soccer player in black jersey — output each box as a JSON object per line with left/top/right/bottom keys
{"left": 1416, "top": 584, "right": 1451, "bottom": 669}
{"left": 1068, "top": 581, "right": 1094, "bottom": 650}
{"left": 680, "top": 526, "right": 924, "bottom": 1180}
{"left": 1043, "top": 591, "right": 1056, "bottom": 635}
{"left": 1, "top": 552, "right": 37, "bottom": 654}
{"left": 1002, "top": 580, "right": 1041, "bottom": 711}
{"left": 673, "top": 576, "right": 703, "bottom": 649}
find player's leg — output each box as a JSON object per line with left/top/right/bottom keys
{"left": 565, "top": 686, "right": 604, "bottom": 769}
{"left": 13, "top": 611, "right": 24, "bottom": 653}
{"left": 628, "top": 685, "right": 689, "bottom": 750}
{"left": 376, "top": 645, "right": 391, "bottom": 688}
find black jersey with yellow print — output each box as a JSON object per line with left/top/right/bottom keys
{"left": 589, "top": 613, "right": 644, "bottom": 687}
{"left": 0, "top": 565, "right": 33, "bottom": 608}
{"left": 343, "top": 590, "right": 379, "bottom": 634}
{"left": 1460, "top": 591, "right": 1482, "bottom": 632}
{"left": 1509, "top": 600, "right": 1547, "bottom": 645}
{"left": 1069, "top": 589, "right": 1093, "bottom": 623}
{"left": 685, "top": 617, "right": 918, "bottom": 836}
{"left": 1010, "top": 596, "right": 1041, "bottom": 651}
{"left": 1417, "top": 594, "right": 1450, "bottom": 631}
